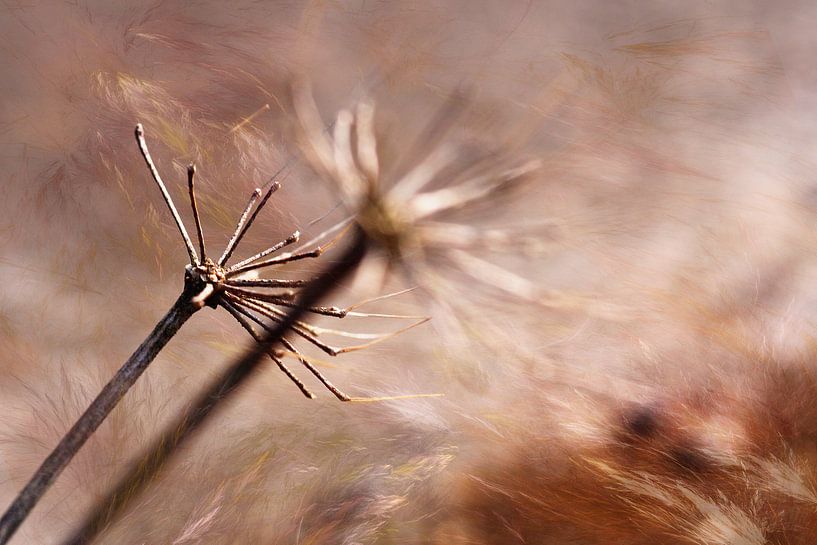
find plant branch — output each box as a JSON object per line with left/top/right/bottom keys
{"left": 63, "top": 228, "right": 367, "bottom": 545}
{"left": 187, "top": 163, "right": 207, "bottom": 261}
{"left": 135, "top": 124, "right": 200, "bottom": 266}
{"left": 0, "top": 289, "right": 200, "bottom": 545}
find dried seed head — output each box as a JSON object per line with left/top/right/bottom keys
{"left": 292, "top": 84, "right": 548, "bottom": 337}
{"left": 138, "top": 123, "right": 428, "bottom": 400}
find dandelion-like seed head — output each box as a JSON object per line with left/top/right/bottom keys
{"left": 134, "top": 122, "right": 428, "bottom": 401}
{"left": 292, "top": 83, "right": 545, "bottom": 318}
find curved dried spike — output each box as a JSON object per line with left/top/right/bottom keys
{"left": 273, "top": 350, "right": 338, "bottom": 370}
{"left": 187, "top": 164, "right": 206, "bottom": 261}
{"left": 224, "top": 278, "right": 310, "bottom": 289}
{"left": 219, "top": 181, "right": 281, "bottom": 266}
{"left": 217, "top": 187, "right": 263, "bottom": 266}
{"left": 327, "top": 316, "right": 429, "bottom": 355}
{"left": 225, "top": 246, "right": 322, "bottom": 276}
{"left": 344, "top": 287, "right": 418, "bottom": 312}
{"left": 226, "top": 231, "right": 300, "bottom": 272}
{"left": 280, "top": 338, "right": 351, "bottom": 401}
{"left": 302, "top": 314, "right": 431, "bottom": 338}
{"left": 231, "top": 292, "right": 430, "bottom": 356}
{"left": 267, "top": 350, "right": 316, "bottom": 400}
{"left": 224, "top": 286, "right": 346, "bottom": 317}
{"left": 220, "top": 300, "right": 315, "bottom": 399}
{"left": 224, "top": 297, "right": 348, "bottom": 400}
{"left": 345, "top": 311, "right": 428, "bottom": 319}
{"left": 225, "top": 285, "right": 423, "bottom": 319}
{"left": 230, "top": 295, "right": 331, "bottom": 348}
{"left": 225, "top": 294, "right": 339, "bottom": 356}
{"left": 134, "top": 124, "right": 199, "bottom": 265}
{"left": 291, "top": 217, "right": 354, "bottom": 255}
{"left": 226, "top": 222, "right": 352, "bottom": 277}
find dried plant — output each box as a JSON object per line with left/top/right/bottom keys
{"left": 292, "top": 84, "right": 554, "bottom": 342}
{"left": 0, "top": 121, "right": 423, "bottom": 544}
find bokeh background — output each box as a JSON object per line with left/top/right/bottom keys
{"left": 3, "top": 1, "right": 817, "bottom": 543}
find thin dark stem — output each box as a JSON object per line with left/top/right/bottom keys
{"left": 187, "top": 164, "right": 206, "bottom": 261}
{"left": 63, "top": 229, "right": 367, "bottom": 545}
{"left": 0, "top": 290, "right": 199, "bottom": 545}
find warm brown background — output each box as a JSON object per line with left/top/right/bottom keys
{"left": 3, "top": 1, "right": 817, "bottom": 543}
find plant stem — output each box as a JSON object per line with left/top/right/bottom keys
{"left": 64, "top": 230, "right": 367, "bottom": 545}
{"left": 0, "top": 290, "right": 199, "bottom": 545}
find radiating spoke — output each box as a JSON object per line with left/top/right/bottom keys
{"left": 230, "top": 292, "right": 429, "bottom": 356}
{"left": 291, "top": 217, "right": 353, "bottom": 255}
{"left": 224, "top": 278, "right": 310, "bottom": 289}
{"left": 217, "top": 187, "right": 262, "bottom": 266}
{"left": 187, "top": 163, "right": 207, "bottom": 261}
{"left": 225, "top": 285, "right": 424, "bottom": 320}
{"left": 218, "top": 172, "right": 287, "bottom": 267}
{"left": 134, "top": 124, "right": 199, "bottom": 265}
{"left": 220, "top": 299, "right": 315, "bottom": 399}
{"left": 226, "top": 232, "right": 300, "bottom": 272}
{"left": 224, "top": 286, "right": 346, "bottom": 317}
{"left": 280, "top": 338, "right": 351, "bottom": 401}
{"left": 225, "top": 294, "right": 340, "bottom": 356}
{"left": 227, "top": 221, "right": 352, "bottom": 276}
{"left": 408, "top": 159, "right": 541, "bottom": 220}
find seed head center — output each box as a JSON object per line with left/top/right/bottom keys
{"left": 185, "top": 258, "right": 226, "bottom": 308}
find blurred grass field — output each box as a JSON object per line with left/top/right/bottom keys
{"left": 3, "top": 1, "right": 817, "bottom": 543}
